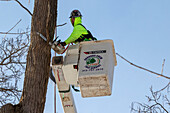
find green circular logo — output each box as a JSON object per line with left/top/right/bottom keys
{"left": 84, "top": 55, "right": 102, "bottom": 69}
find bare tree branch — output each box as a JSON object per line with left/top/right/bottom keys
{"left": 131, "top": 84, "right": 169, "bottom": 113}
{"left": 0, "top": 33, "right": 29, "bottom": 106}
{"left": 0, "top": 0, "right": 32, "bottom": 16}
{"left": 56, "top": 22, "right": 67, "bottom": 27}
{"left": 157, "top": 59, "right": 166, "bottom": 78}
{"left": 0, "top": 31, "right": 30, "bottom": 35}
{"left": 116, "top": 53, "right": 170, "bottom": 80}
{"left": 0, "top": 44, "right": 28, "bottom": 65}
{"left": 15, "top": 0, "right": 32, "bottom": 16}
{"left": 161, "top": 59, "right": 165, "bottom": 75}
{"left": 3, "top": 19, "right": 22, "bottom": 39}
{"left": 154, "top": 82, "right": 170, "bottom": 94}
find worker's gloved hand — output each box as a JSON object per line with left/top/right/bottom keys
{"left": 60, "top": 42, "right": 66, "bottom": 46}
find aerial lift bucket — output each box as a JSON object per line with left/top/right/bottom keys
{"left": 62, "top": 39, "right": 117, "bottom": 98}
{"left": 78, "top": 40, "right": 117, "bottom": 97}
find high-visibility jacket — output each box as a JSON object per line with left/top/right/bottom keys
{"left": 64, "top": 17, "right": 95, "bottom": 45}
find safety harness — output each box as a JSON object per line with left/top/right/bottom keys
{"left": 75, "top": 24, "right": 97, "bottom": 43}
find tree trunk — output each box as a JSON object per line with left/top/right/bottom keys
{"left": 0, "top": 0, "right": 57, "bottom": 113}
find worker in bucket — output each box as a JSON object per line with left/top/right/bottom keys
{"left": 60, "top": 10, "right": 97, "bottom": 46}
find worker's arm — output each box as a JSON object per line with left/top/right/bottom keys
{"left": 64, "top": 25, "right": 88, "bottom": 45}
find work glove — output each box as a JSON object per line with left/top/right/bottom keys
{"left": 60, "top": 42, "right": 66, "bottom": 46}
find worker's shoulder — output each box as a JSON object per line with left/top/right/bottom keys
{"left": 74, "top": 24, "right": 87, "bottom": 31}
{"left": 75, "top": 24, "right": 85, "bottom": 28}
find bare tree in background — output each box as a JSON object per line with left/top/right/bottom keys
{"left": 131, "top": 82, "right": 170, "bottom": 113}
{"left": 0, "top": 33, "right": 29, "bottom": 106}
{"left": 0, "top": 0, "right": 57, "bottom": 112}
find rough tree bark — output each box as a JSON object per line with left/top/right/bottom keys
{"left": 0, "top": 0, "right": 57, "bottom": 112}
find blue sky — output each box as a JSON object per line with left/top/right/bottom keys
{"left": 0, "top": 0, "right": 170, "bottom": 113}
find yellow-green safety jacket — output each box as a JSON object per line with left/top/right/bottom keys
{"left": 64, "top": 17, "right": 96, "bottom": 45}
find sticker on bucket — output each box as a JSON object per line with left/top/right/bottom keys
{"left": 84, "top": 50, "right": 106, "bottom": 54}
{"left": 84, "top": 55, "right": 103, "bottom": 69}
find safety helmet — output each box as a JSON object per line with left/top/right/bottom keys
{"left": 69, "top": 10, "right": 82, "bottom": 18}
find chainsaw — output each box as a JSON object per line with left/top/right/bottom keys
{"left": 36, "top": 32, "right": 65, "bottom": 54}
